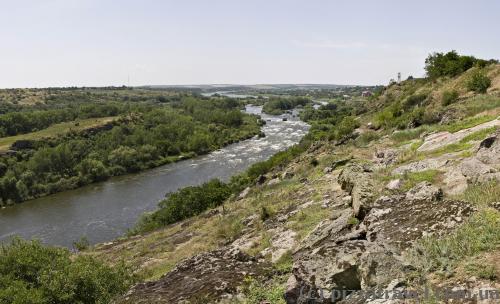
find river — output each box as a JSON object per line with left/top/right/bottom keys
{"left": 0, "top": 105, "right": 309, "bottom": 247}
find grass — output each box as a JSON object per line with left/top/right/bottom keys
{"left": 391, "top": 126, "right": 431, "bottom": 143}
{"left": 426, "top": 142, "right": 473, "bottom": 156}
{"left": 215, "top": 215, "right": 244, "bottom": 242}
{"left": 455, "top": 181, "right": 500, "bottom": 206}
{"left": 354, "top": 130, "right": 381, "bottom": 147}
{"left": 400, "top": 169, "right": 441, "bottom": 191}
{"left": 286, "top": 204, "right": 331, "bottom": 240}
{"left": 407, "top": 209, "right": 500, "bottom": 277}
{"left": 241, "top": 276, "right": 287, "bottom": 304}
{"left": 460, "top": 126, "right": 498, "bottom": 142}
{"left": 0, "top": 116, "right": 116, "bottom": 151}
{"left": 274, "top": 250, "right": 293, "bottom": 274}
{"left": 464, "top": 261, "right": 498, "bottom": 280}
{"left": 450, "top": 94, "right": 500, "bottom": 117}
{"left": 408, "top": 180, "right": 500, "bottom": 281}
{"left": 438, "top": 115, "right": 496, "bottom": 133}
{"left": 390, "top": 115, "right": 497, "bottom": 145}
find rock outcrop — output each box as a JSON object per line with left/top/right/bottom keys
{"left": 338, "top": 164, "right": 375, "bottom": 218}
{"left": 118, "top": 247, "right": 271, "bottom": 304}
{"left": 417, "top": 119, "right": 500, "bottom": 152}
{"left": 285, "top": 179, "right": 475, "bottom": 304}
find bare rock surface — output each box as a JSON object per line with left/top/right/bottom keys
{"left": 338, "top": 164, "right": 375, "bottom": 217}
{"left": 285, "top": 179, "right": 475, "bottom": 304}
{"left": 392, "top": 153, "right": 454, "bottom": 175}
{"left": 118, "top": 247, "right": 271, "bottom": 304}
{"left": 442, "top": 131, "right": 500, "bottom": 194}
{"left": 417, "top": 119, "right": 500, "bottom": 152}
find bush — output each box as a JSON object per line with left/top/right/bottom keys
{"left": 132, "top": 179, "right": 231, "bottom": 234}
{"left": 0, "top": 238, "right": 133, "bottom": 303}
{"left": 441, "top": 90, "right": 459, "bottom": 106}
{"left": 467, "top": 70, "right": 491, "bottom": 93}
{"left": 331, "top": 116, "right": 360, "bottom": 141}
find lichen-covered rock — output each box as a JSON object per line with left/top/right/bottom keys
{"left": 373, "top": 149, "right": 398, "bottom": 168}
{"left": 385, "top": 179, "right": 402, "bottom": 190}
{"left": 117, "top": 247, "right": 271, "bottom": 304}
{"left": 404, "top": 182, "right": 443, "bottom": 202}
{"left": 286, "top": 183, "right": 475, "bottom": 304}
{"left": 338, "top": 164, "right": 374, "bottom": 217}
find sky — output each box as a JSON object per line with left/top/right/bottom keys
{"left": 0, "top": 0, "right": 499, "bottom": 88}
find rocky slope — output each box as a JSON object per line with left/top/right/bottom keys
{"left": 88, "top": 65, "right": 500, "bottom": 304}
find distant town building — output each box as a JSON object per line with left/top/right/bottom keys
{"left": 361, "top": 91, "right": 372, "bottom": 97}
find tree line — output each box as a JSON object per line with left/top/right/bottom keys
{"left": 0, "top": 97, "right": 260, "bottom": 205}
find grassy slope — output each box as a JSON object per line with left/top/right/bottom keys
{"left": 0, "top": 116, "right": 117, "bottom": 151}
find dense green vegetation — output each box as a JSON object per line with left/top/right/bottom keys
{"left": 132, "top": 179, "right": 232, "bottom": 233}
{"left": 441, "top": 90, "right": 459, "bottom": 106}
{"left": 262, "top": 97, "right": 310, "bottom": 115}
{"left": 467, "top": 69, "right": 492, "bottom": 93}
{"left": 424, "top": 50, "right": 497, "bottom": 79}
{"left": 0, "top": 103, "right": 133, "bottom": 137}
{"left": 0, "top": 238, "right": 134, "bottom": 304}
{"left": 0, "top": 96, "right": 260, "bottom": 205}
{"left": 299, "top": 100, "right": 361, "bottom": 141}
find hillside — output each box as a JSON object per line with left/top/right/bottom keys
{"left": 84, "top": 55, "right": 500, "bottom": 303}
{"left": 1, "top": 53, "right": 499, "bottom": 303}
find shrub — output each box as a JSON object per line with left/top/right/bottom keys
{"left": 72, "top": 236, "right": 90, "bottom": 251}
{"left": 467, "top": 70, "right": 491, "bottom": 93}
{"left": 331, "top": 116, "right": 360, "bottom": 141}
{"left": 131, "top": 179, "right": 231, "bottom": 234}
{"left": 0, "top": 238, "right": 133, "bottom": 303}
{"left": 441, "top": 90, "right": 459, "bottom": 106}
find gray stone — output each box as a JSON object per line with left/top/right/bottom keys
{"left": 237, "top": 187, "right": 251, "bottom": 200}
{"left": 405, "top": 182, "right": 443, "bottom": 202}
{"left": 385, "top": 179, "right": 402, "bottom": 190}
{"left": 267, "top": 178, "right": 280, "bottom": 186}
{"left": 338, "top": 164, "right": 374, "bottom": 217}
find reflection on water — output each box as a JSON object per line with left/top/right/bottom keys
{"left": 0, "top": 105, "right": 309, "bottom": 247}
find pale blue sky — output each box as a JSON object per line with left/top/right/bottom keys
{"left": 1, "top": 0, "right": 499, "bottom": 88}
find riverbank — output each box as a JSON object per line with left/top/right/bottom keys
{"left": 0, "top": 106, "right": 309, "bottom": 247}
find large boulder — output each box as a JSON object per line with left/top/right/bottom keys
{"left": 338, "top": 164, "right": 374, "bottom": 217}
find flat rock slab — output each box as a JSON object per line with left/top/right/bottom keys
{"left": 417, "top": 119, "right": 500, "bottom": 152}
{"left": 392, "top": 153, "right": 457, "bottom": 175}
